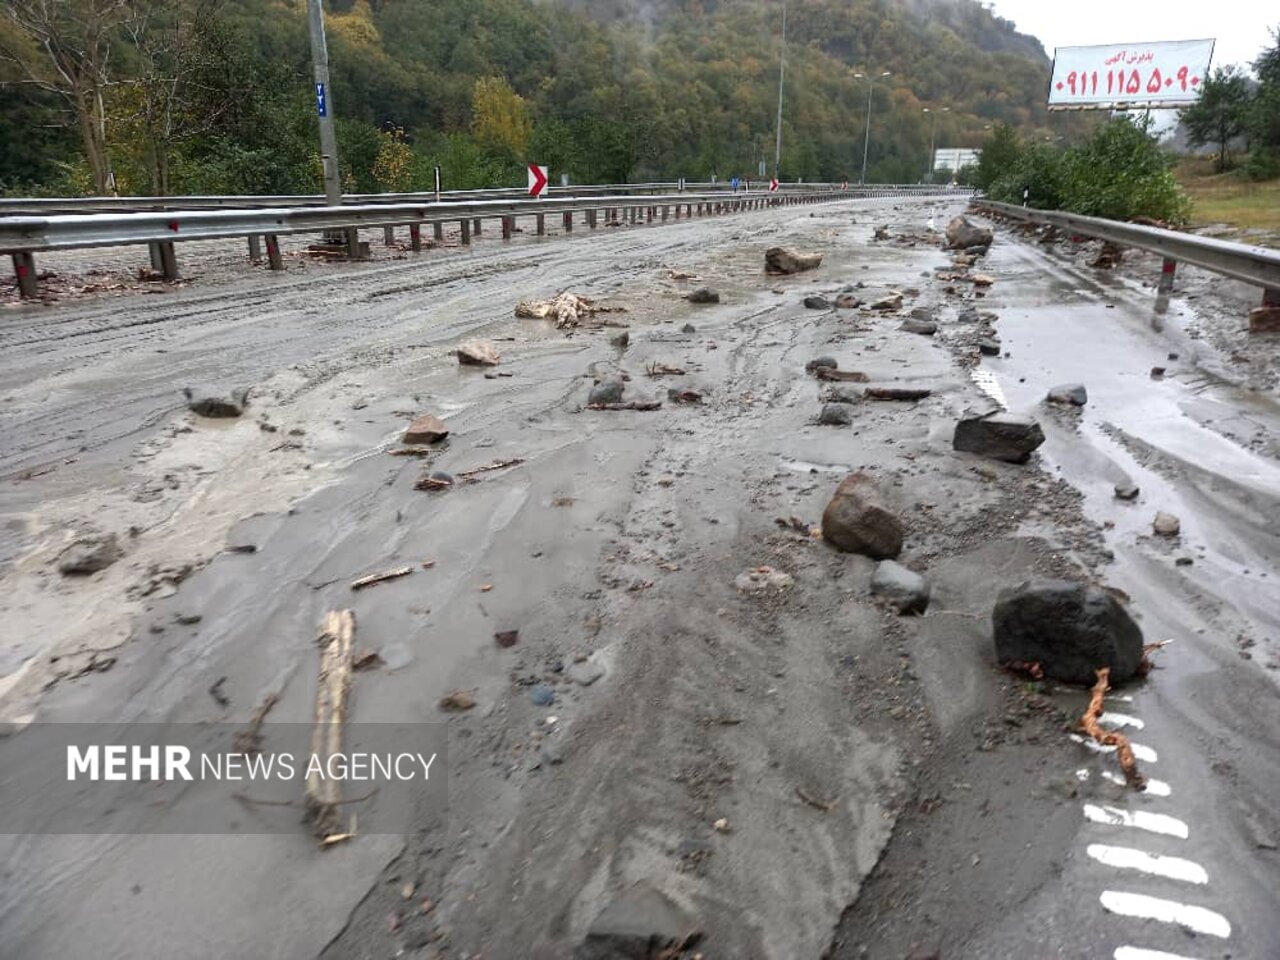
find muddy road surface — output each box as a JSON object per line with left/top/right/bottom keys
{"left": 0, "top": 196, "right": 1276, "bottom": 960}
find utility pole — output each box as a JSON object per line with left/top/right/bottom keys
{"left": 307, "top": 0, "right": 359, "bottom": 253}
{"left": 773, "top": 1, "right": 786, "bottom": 180}
{"left": 856, "top": 71, "right": 891, "bottom": 186}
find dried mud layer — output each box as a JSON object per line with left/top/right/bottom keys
{"left": 0, "top": 196, "right": 1275, "bottom": 960}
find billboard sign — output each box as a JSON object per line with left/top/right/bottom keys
{"left": 1048, "top": 39, "right": 1215, "bottom": 110}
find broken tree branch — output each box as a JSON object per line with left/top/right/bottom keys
{"left": 455, "top": 457, "right": 527, "bottom": 479}
{"left": 350, "top": 566, "right": 413, "bottom": 590}
{"left": 1081, "top": 667, "right": 1146, "bottom": 791}
{"left": 306, "top": 610, "right": 355, "bottom": 841}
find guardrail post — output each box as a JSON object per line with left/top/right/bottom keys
{"left": 1157, "top": 257, "right": 1177, "bottom": 296}
{"left": 247, "top": 235, "right": 262, "bottom": 261}
{"left": 148, "top": 242, "right": 163, "bottom": 271}
{"left": 265, "top": 234, "right": 284, "bottom": 271}
{"left": 1253, "top": 287, "right": 1280, "bottom": 333}
{"left": 662, "top": 205, "right": 669, "bottom": 222}
{"left": 588, "top": 210, "right": 597, "bottom": 229}
{"left": 11, "top": 252, "right": 38, "bottom": 299}
{"left": 502, "top": 216, "right": 513, "bottom": 241}
{"left": 383, "top": 225, "right": 396, "bottom": 246}
{"left": 158, "top": 241, "right": 179, "bottom": 280}
{"left": 473, "top": 218, "right": 482, "bottom": 236}
{"left": 460, "top": 220, "right": 471, "bottom": 245}
{"left": 536, "top": 213, "right": 545, "bottom": 236}
{"left": 563, "top": 211, "right": 573, "bottom": 233}
{"left": 409, "top": 223, "right": 422, "bottom": 252}
{"left": 646, "top": 207, "right": 654, "bottom": 224}
{"left": 432, "top": 222, "right": 444, "bottom": 243}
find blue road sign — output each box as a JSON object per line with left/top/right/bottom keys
{"left": 315, "top": 83, "right": 327, "bottom": 117}
{"left": 730, "top": 177, "right": 741, "bottom": 191}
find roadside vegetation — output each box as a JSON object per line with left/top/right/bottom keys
{"left": 1175, "top": 158, "right": 1280, "bottom": 233}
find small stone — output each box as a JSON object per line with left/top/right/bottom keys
{"left": 494, "top": 630, "right": 519, "bottom": 648}
{"left": 734, "top": 566, "right": 794, "bottom": 592}
{"left": 688, "top": 287, "right": 720, "bottom": 304}
{"left": 1153, "top": 512, "right": 1181, "bottom": 537}
{"left": 817, "top": 403, "right": 853, "bottom": 426}
{"left": 530, "top": 683, "right": 556, "bottom": 706}
{"left": 765, "top": 247, "right": 823, "bottom": 274}
{"left": 870, "top": 560, "right": 931, "bottom": 614}
{"left": 1175, "top": 556, "right": 1194, "bottom": 567}
{"left": 909, "top": 307, "right": 934, "bottom": 321}
{"left": 403, "top": 414, "right": 449, "bottom": 444}
{"left": 588, "top": 378, "right": 625, "bottom": 405}
{"left": 870, "top": 292, "right": 903, "bottom": 311}
{"left": 977, "top": 338, "right": 1001, "bottom": 356}
{"left": 681, "top": 323, "right": 696, "bottom": 334}
{"left": 610, "top": 331, "right": 629, "bottom": 347}
{"left": 1114, "top": 483, "right": 1140, "bottom": 501}
{"left": 56, "top": 534, "right": 122, "bottom": 575}
{"left": 805, "top": 356, "right": 838, "bottom": 373}
{"left": 439, "top": 689, "right": 476, "bottom": 711}
{"left": 803, "top": 295, "right": 831, "bottom": 310}
{"left": 971, "top": 274, "right": 995, "bottom": 287}
{"left": 956, "top": 307, "right": 980, "bottom": 323}
{"left": 457, "top": 340, "right": 501, "bottom": 366}
{"left": 899, "top": 319, "right": 937, "bottom": 336}
{"left": 713, "top": 818, "right": 731, "bottom": 832}
{"left": 567, "top": 659, "right": 606, "bottom": 685}
{"left": 834, "top": 293, "right": 862, "bottom": 309}
{"left": 175, "top": 613, "right": 202, "bottom": 625}
{"left": 1046, "top": 383, "right": 1087, "bottom": 406}
{"left": 1150, "top": 366, "right": 1166, "bottom": 378}
{"left": 183, "top": 386, "right": 247, "bottom": 418}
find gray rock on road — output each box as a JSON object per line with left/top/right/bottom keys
{"left": 457, "top": 340, "right": 501, "bottom": 366}
{"left": 804, "top": 295, "right": 831, "bottom": 310}
{"left": 821, "top": 472, "right": 903, "bottom": 559}
{"left": 977, "top": 338, "right": 1001, "bottom": 357}
{"left": 403, "top": 413, "right": 449, "bottom": 444}
{"left": 953, "top": 412, "right": 1045, "bottom": 464}
{"left": 835, "top": 293, "right": 862, "bottom": 309}
{"left": 993, "top": 579, "right": 1145, "bottom": 684}
{"left": 900, "top": 319, "right": 938, "bottom": 336}
{"left": 688, "top": 287, "right": 720, "bottom": 304}
{"left": 765, "top": 246, "right": 823, "bottom": 274}
{"left": 1047, "top": 383, "right": 1088, "bottom": 406}
{"left": 870, "top": 292, "right": 903, "bottom": 312}
{"left": 1114, "top": 482, "right": 1140, "bottom": 501}
{"left": 183, "top": 385, "right": 248, "bottom": 418}
{"left": 1153, "top": 511, "right": 1181, "bottom": 537}
{"left": 805, "top": 356, "right": 838, "bottom": 373}
{"left": 817, "top": 403, "right": 853, "bottom": 426}
{"left": 574, "top": 883, "right": 699, "bottom": 960}
{"left": 945, "top": 215, "right": 993, "bottom": 250}
{"left": 589, "top": 378, "right": 625, "bottom": 406}
{"left": 56, "top": 533, "right": 122, "bottom": 575}
{"left": 871, "top": 560, "right": 931, "bottom": 614}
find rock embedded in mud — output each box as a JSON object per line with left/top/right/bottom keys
{"left": 870, "top": 292, "right": 903, "bottom": 312}
{"left": 567, "top": 658, "right": 606, "bottom": 685}
{"left": 1153, "top": 511, "right": 1181, "bottom": 537}
{"left": 817, "top": 403, "right": 853, "bottom": 426}
{"left": 1114, "top": 482, "right": 1140, "bottom": 501}
{"left": 956, "top": 307, "right": 980, "bottom": 324}
{"left": 945, "top": 215, "right": 993, "bottom": 250}
{"left": 900, "top": 319, "right": 938, "bottom": 336}
{"left": 992, "top": 579, "right": 1144, "bottom": 684}
{"left": 804, "top": 294, "right": 831, "bottom": 310}
{"left": 821, "top": 472, "right": 903, "bottom": 560}
{"left": 530, "top": 683, "right": 556, "bottom": 706}
{"left": 183, "top": 385, "right": 247, "bottom": 418}
{"left": 457, "top": 340, "right": 501, "bottom": 366}
{"left": 681, "top": 323, "right": 697, "bottom": 334}
{"left": 976, "top": 338, "right": 1001, "bottom": 357}
{"left": 588, "top": 378, "right": 625, "bottom": 406}
{"left": 687, "top": 287, "right": 720, "bottom": 304}
{"left": 805, "top": 356, "right": 838, "bottom": 374}
{"left": 834, "top": 293, "right": 862, "bottom": 309}
{"left": 870, "top": 560, "right": 930, "bottom": 614}
{"left": 734, "top": 566, "right": 795, "bottom": 592}
{"left": 574, "top": 883, "right": 699, "bottom": 960}
{"left": 909, "top": 306, "right": 935, "bottom": 321}
{"left": 56, "top": 533, "right": 122, "bottom": 575}
{"left": 953, "top": 413, "right": 1045, "bottom": 464}
{"left": 765, "top": 246, "right": 823, "bottom": 274}
{"left": 402, "top": 413, "right": 449, "bottom": 444}
{"left": 1046, "top": 384, "right": 1088, "bottom": 406}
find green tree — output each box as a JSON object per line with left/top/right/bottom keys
{"left": 974, "top": 123, "right": 1021, "bottom": 191}
{"left": 471, "top": 76, "right": 531, "bottom": 158}
{"left": 1179, "top": 66, "right": 1251, "bottom": 172}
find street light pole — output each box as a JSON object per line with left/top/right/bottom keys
{"left": 773, "top": 1, "right": 786, "bottom": 180}
{"left": 856, "top": 70, "right": 891, "bottom": 186}
{"left": 307, "top": 0, "right": 342, "bottom": 207}
{"left": 923, "top": 106, "right": 948, "bottom": 182}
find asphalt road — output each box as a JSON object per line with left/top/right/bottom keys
{"left": 0, "top": 196, "right": 1275, "bottom": 960}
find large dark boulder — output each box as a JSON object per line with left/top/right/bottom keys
{"left": 821, "top": 472, "right": 903, "bottom": 559}
{"left": 953, "top": 413, "right": 1045, "bottom": 464}
{"left": 765, "top": 247, "right": 823, "bottom": 274}
{"left": 945, "top": 215, "right": 993, "bottom": 250}
{"left": 574, "top": 884, "right": 699, "bottom": 960}
{"left": 993, "top": 579, "right": 1144, "bottom": 684}
{"left": 183, "top": 386, "right": 247, "bottom": 418}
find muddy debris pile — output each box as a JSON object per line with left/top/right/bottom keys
{"left": 56, "top": 533, "right": 122, "bottom": 575}
{"left": 515, "top": 292, "right": 624, "bottom": 329}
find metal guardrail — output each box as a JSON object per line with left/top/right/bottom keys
{"left": 972, "top": 199, "right": 1280, "bottom": 296}
{"left": 0, "top": 182, "right": 966, "bottom": 217}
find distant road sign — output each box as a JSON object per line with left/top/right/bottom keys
{"left": 769, "top": 178, "right": 779, "bottom": 193}
{"left": 527, "top": 164, "right": 548, "bottom": 198}
{"left": 730, "top": 177, "right": 741, "bottom": 191}
{"left": 315, "top": 83, "right": 327, "bottom": 117}
{"left": 1048, "top": 39, "right": 1214, "bottom": 110}
{"left": 841, "top": 180, "right": 848, "bottom": 192}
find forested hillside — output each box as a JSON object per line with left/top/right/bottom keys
{"left": 0, "top": 0, "right": 1084, "bottom": 196}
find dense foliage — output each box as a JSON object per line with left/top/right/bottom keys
{"left": 1180, "top": 30, "right": 1280, "bottom": 179}
{"left": 981, "top": 117, "right": 1191, "bottom": 225}
{"left": 0, "top": 0, "right": 1086, "bottom": 196}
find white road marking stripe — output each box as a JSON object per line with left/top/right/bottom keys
{"left": 1083, "top": 804, "right": 1189, "bottom": 838}
{"left": 1070, "top": 734, "right": 1158, "bottom": 762}
{"left": 1099, "top": 711, "right": 1145, "bottom": 730}
{"left": 1100, "top": 890, "right": 1231, "bottom": 938}
{"left": 1087, "top": 844, "right": 1207, "bottom": 884}
{"left": 1114, "top": 947, "right": 1202, "bottom": 960}
{"left": 1106, "top": 694, "right": 1135, "bottom": 703}
{"left": 1100, "top": 770, "right": 1171, "bottom": 796}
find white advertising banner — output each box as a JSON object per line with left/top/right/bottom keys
{"left": 1048, "top": 39, "right": 1215, "bottom": 109}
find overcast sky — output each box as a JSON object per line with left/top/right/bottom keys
{"left": 985, "top": 0, "right": 1275, "bottom": 72}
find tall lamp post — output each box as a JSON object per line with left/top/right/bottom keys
{"left": 922, "top": 106, "right": 949, "bottom": 182}
{"left": 773, "top": 1, "right": 787, "bottom": 180}
{"left": 855, "top": 71, "right": 891, "bottom": 185}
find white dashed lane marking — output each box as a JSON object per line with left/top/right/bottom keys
{"left": 1101, "top": 890, "right": 1232, "bottom": 938}
{"left": 1086, "top": 844, "right": 1207, "bottom": 884}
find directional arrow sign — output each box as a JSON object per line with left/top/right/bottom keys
{"left": 769, "top": 178, "right": 780, "bottom": 193}
{"left": 527, "top": 164, "right": 549, "bottom": 198}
